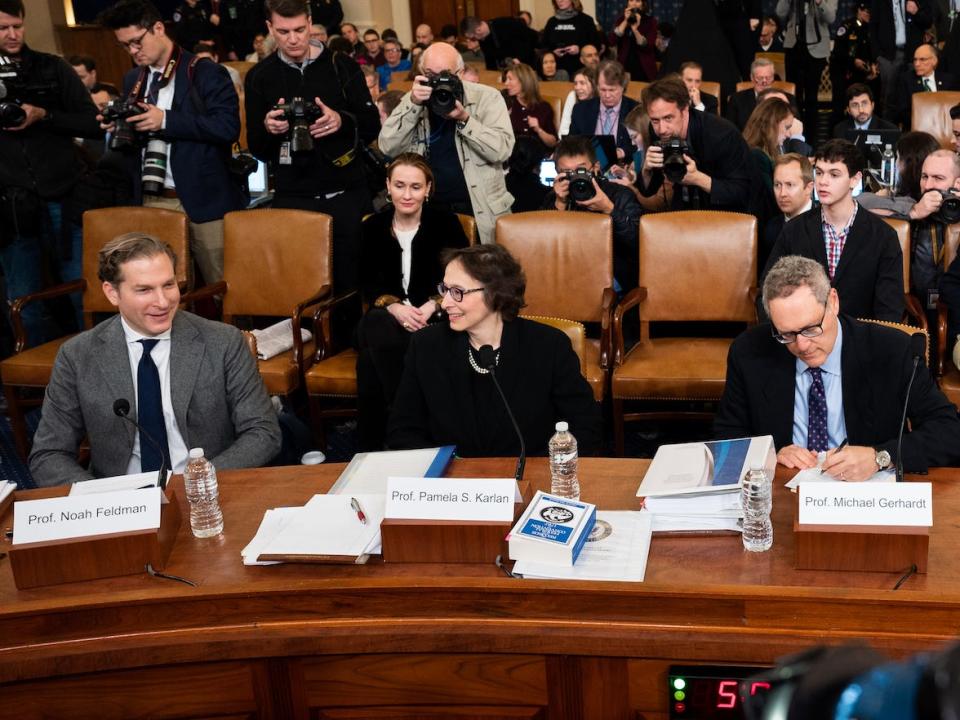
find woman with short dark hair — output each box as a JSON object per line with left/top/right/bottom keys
{"left": 387, "top": 245, "right": 601, "bottom": 456}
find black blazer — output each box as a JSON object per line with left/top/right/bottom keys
{"left": 762, "top": 206, "right": 904, "bottom": 322}
{"left": 359, "top": 206, "right": 469, "bottom": 308}
{"left": 870, "top": 0, "right": 931, "bottom": 60}
{"left": 569, "top": 95, "right": 639, "bottom": 158}
{"left": 699, "top": 92, "right": 720, "bottom": 116}
{"left": 893, "top": 71, "right": 959, "bottom": 127}
{"left": 387, "top": 318, "right": 602, "bottom": 456}
{"left": 725, "top": 88, "right": 798, "bottom": 131}
{"left": 832, "top": 115, "right": 899, "bottom": 139}
{"left": 715, "top": 315, "right": 960, "bottom": 472}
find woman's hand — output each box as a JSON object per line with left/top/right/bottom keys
{"left": 387, "top": 303, "right": 428, "bottom": 332}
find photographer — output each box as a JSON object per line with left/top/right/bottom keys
{"left": 541, "top": 135, "right": 641, "bottom": 292}
{"left": 378, "top": 42, "right": 514, "bottom": 244}
{"left": 98, "top": 0, "right": 246, "bottom": 286}
{"left": 245, "top": 0, "right": 380, "bottom": 294}
{"left": 0, "top": 0, "right": 102, "bottom": 345}
{"left": 639, "top": 75, "right": 752, "bottom": 212}
{"left": 609, "top": 0, "right": 658, "bottom": 83}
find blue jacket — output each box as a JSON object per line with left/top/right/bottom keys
{"left": 569, "top": 95, "right": 639, "bottom": 158}
{"left": 121, "top": 49, "right": 246, "bottom": 223}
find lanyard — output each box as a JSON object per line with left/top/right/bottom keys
{"left": 128, "top": 45, "right": 182, "bottom": 103}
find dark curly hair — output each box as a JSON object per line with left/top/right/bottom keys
{"left": 440, "top": 245, "right": 526, "bottom": 321}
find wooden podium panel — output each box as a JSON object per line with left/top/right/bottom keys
{"left": 1, "top": 459, "right": 959, "bottom": 720}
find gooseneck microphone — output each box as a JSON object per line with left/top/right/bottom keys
{"left": 113, "top": 398, "right": 169, "bottom": 490}
{"left": 479, "top": 345, "right": 526, "bottom": 483}
{"left": 896, "top": 355, "right": 922, "bottom": 483}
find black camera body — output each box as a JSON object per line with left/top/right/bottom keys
{"left": 423, "top": 72, "right": 464, "bottom": 116}
{"left": 562, "top": 168, "right": 597, "bottom": 202}
{"left": 627, "top": 10, "right": 642, "bottom": 25}
{"left": 934, "top": 189, "right": 960, "bottom": 225}
{"left": 0, "top": 56, "right": 55, "bottom": 129}
{"left": 657, "top": 137, "right": 689, "bottom": 183}
{"left": 101, "top": 99, "right": 146, "bottom": 152}
{"left": 273, "top": 96, "right": 324, "bottom": 153}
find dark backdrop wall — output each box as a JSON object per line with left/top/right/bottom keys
{"left": 72, "top": 0, "right": 181, "bottom": 24}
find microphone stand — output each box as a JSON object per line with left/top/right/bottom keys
{"left": 113, "top": 398, "right": 169, "bottom": 490}
{"left": 478, "top": 345, "right": 526, "bottom": 483}
{"left": 896, "top": 356, "right": 921, "bottom": 483}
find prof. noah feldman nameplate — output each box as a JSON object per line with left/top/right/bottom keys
{"left": 13, "top": 488, "right": 162, "bottom": 545}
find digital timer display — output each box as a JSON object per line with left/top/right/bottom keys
{"left": 668, "top": 665, "right": 772, "bottom": 719}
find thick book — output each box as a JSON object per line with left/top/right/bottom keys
{"left": 636, "top": 436, "right": 776, "bottom": 498}
{"left": 507, "top": 491, "right": 596, "bottom": 567}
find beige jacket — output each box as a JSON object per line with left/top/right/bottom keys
{"left": 378, "top": 80, "right": 515, "bottom": 244}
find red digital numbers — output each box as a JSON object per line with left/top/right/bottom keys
{"left": 750, "top": 681, "right": 771, "bottom": 695}
{"left": 716, "top": 680, "right": 738, "bottom": 709}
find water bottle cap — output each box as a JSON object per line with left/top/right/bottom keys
{"left": 555, "top": 421, "right": 568, "bottom": 432}
{"left": 188, "top": 448, "right": 205, "bottom": 459}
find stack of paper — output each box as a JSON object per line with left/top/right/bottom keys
{"left": 251, "top": 319, "right": 313, "bottom": 360}
{"left": 785, "top": 453, "right": 896, "bottom": 491}
{"left": 69, "top": 471, "right": 169, "bottom": 495}
{"left": 330, "top": 447, "right": 455, "bottom": 495}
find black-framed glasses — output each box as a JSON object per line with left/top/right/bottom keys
{"left": 117, "top": 28, "right": 151, "bottom": 51}
{"left": 437, "top": 282, "right": 484, "bottom": 302}
{"left": 771, "top": 300, "right": 829, "bottom": 344}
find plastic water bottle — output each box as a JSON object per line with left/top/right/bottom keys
{"left": 880, "top": 144, "right": 896, "bottom": 188}
{"left": 549, "top": 421, "right": 580, "bottom": 499}
{"left": 741, "top": 468, "right": 773, "bottom": 552}
{"left": 182, "top": 448, "right": 224, "bottom": 538}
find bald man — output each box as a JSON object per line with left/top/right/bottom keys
{"left": 415, "top": 23, "right": 434, "bottom": 46}
{"left": 893, "top": 44, "right": 957, "bottom": 128}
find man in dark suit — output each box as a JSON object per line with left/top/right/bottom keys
{"left": 871, "top": 0, "right": 932, "bottom": 119}
{"left": 716, "top": 255, "right": 960, "bottom": 478}
{"left": 98, "top": 0, "right": 246, "bottom": 285}
{"left": 832, "top": 83, "right": 897, "bottom": 137}
{"left": 762, "top": 139, "right": 904, "bottom": 321}
{"left": 29, "top": 234, "right": 282, "bottom": 487}
{"left": 640, "top": 75, "right": 752, "bottom": 211}
{"left": 725, "top": 57, "right": 796, "bottom": 129}
{"left": 680, "top": 61, "right": 720, "bottom": 115}
{"left": 893, "top": 43, "right": 958, "bottom": 127}
{"left": 570, "top": 60, "right": 638, "bottom": 160}
{"left": 763, "top": 153, "right": 815, "bottom": 270}
{"left": 459, "top": 15, "right": 537, "bottom": 69}
{"left": 758, "top": 16, "right": 784, "bottom": 51}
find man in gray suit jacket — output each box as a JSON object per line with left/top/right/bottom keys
{"left": 777, "top": 0, "right": 837, "bottom": 132}
{"left": 29, "top": 233, "right": 281, "bottom": 487}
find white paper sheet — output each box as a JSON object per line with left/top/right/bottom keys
{"left": 241, "top": 507, "right": 301, "bottom": 565}
{"left": 69, "top": 471, "right": 171, "bottom": 495}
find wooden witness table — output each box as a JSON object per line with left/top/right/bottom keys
{"left": 1, "top": 458, "right": 958, "bottom": 720}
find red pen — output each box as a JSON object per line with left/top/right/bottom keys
{"left": 350, "top": 497, "right": 367, "bottom": 525}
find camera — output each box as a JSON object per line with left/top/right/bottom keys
{"left": 273, "top": 96, "right": 324, "bottom": 153}
{"left": 0, "top": 55, "right": 55, "bottom": 129}
{"left": 101, "top": 99, "right": 145, "bottom": 152}
{"left": 422, "top": 72, "right": 464, "bottom": 116}
{"left": 656, "top": 137, "right": 689, "bottom": 183}
{"left": 561, "top": 168, "right": 597, "bottom": 202}
{"left": 627, "top": 10, "right": 642, "bottom": 25}
{"left": 933, "top": 189, "right": 960, "bottom": 225}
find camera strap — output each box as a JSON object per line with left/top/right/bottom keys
{"left": 128, "top": 45, "right": 183, "bottom": 104}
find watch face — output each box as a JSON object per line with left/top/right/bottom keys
{"left": 876, "top": 450, "right": 891, "bottom": 469}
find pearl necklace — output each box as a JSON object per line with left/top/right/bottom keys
{"left": 468, "top": 346, "right": 499, "bottom": 374}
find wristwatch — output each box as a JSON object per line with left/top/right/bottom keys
{"left": 875, "top": 449, "right": 892, "bottom": 471}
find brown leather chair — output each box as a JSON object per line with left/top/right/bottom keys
{"left": 911, "top": 92, "right": 960, "bottom": 149}
{"left": 882, "top": 217, "right": 927, "bottom": 330}
{"left": 388, "top": 80, "right": 414, "bottom": 93}
{"left": 458, "top": 213, "right": 478, "bottom": 246}
{"left": 539, "top": 80, "right": 574, "bottom": 98}
{"left": 495, "top": 211, "right": 615, "bottom": 403}
{"left": 859, "top": 318, "right": 929, "bottom": 366}
{"left": 735, "top": 80, "right": 796, "bottom": 96}
{"left": 936, "top": 223, "right": 960, "bottom": 406}
{"left": 236, "top": 85, "right": 247, "bottom": 150}
{"left": 611, "top": 211, "right": 758, "bottom": 455}
{"left": 476, "top": 69, "right": 503, "bottom": 86}
{"left": 0, "top": 207, "right": 189, "bottom": 461}
{"left": 626, "top": 81, "right": 648, "bottom": 101}
{"left": 222, "top": 61, "right": 255, "bottom": 84}
{"left": 217, "top": 209, "right": 332, "bottom": 399}
{"left": 541, "top": 94, "right": 564, "bottom": 131}
{"left": 701, "top": 81, "right": 722, "bottom": 114}
{"left": 755, "top": 52, "right": 787, "bottom": 81}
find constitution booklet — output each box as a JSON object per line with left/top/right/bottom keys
{"left": 507, "top": 491, "right": 596, "bottom": 566}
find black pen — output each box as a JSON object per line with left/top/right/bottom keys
{"left": 820, "top": 438, "right": 849, "bottom": 474}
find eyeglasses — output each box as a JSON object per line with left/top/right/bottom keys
{"left": 770, "top": 300, "right": 829, "bottom": 344}
{"left": 437, "top": 282, "right": 484, "bottom": 302}
{"left": 117, "top": 28, "right": 151, "bottom": 51}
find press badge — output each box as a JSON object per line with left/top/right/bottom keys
{"left": 279, "top": 142, "right": 292, "bottom": 165}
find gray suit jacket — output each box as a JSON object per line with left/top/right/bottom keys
{"left": 29, "top": 312, "right": 282, "bottom": 487}
{"left": 776, "top": 0, "right": 837, "bottom": 58}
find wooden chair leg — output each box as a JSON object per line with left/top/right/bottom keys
{"left": 4, "top": 384, "right": 30, "bottom": 463}
{"left": 612, "top": 398, "right": 625, "bottom": 457}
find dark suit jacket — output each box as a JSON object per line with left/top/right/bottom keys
{"left": 832, "top": 114, "right": 899, "bottom": 139}
{"left": 940, "top": 249, "right": 960, "bottom": 345}
{"left": 387, "top": 318, "right": 601, "bottom": 456}
{"left": 870, "top": 0, "right": 931, "bottom": 60}
{"left": 893, "top": 71, "right": 959, "bottom": 127}
{"left": 28, "top": 312, "right": 282, "bottom": 486}
{"left": 762, "top": 206, "right": 904, "bottom": 321}
{"left": 569, "top": 95, "right": 639, "bottom": 158}
{"left": 699, "top": 92, "right": 720, "bottom": 115}
{"left": 715, "top": 315, "right": 960, "bottom": 472}
{"left": 725, "top": 88, "right": 798, "bottom": 130}
{"left": 359, "top": 206, "right": 469, "bottom": 308}
{"left": 481, "top": 16, "right": 538, "bottom": 69}
{"left": 121, "top": 50, "right": 246, "bottom": 223}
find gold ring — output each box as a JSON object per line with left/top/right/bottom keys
{"left": 403, "top": 322, "right": 410, "bottom": 328}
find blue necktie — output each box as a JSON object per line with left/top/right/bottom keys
{"left": 137, "top": 339, "right": 170, "bottom": 472}
{"left": 807, "top": 367, "right": 829, "bottom": 453}
{"left": 146, "top": 70, "right": 162, "bottom": 105}
{"left": 602, "top": 107, "right": 616, "bottom": 135}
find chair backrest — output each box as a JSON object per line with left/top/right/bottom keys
{"left": 701, "top": 81, "right": 722, "bottom": 113}
{"left": 523, "top": 315, "right": 587, "bottom": 374}
{"left": 222, "top": 61, "right": 255, "bottom": 83}
{"left": 389, "top": 80, "right": 414, "bottom": 93}
{"left": 541, "top": 93, "right": 564, "bottom": 130}
{"left": 476, "top": 69, "right": 503, "bottom": 86}
{"left": 236, "top": 84, "right": 247, "bottom": 150}
{"left": 540, "top": 80, "right": 574, "bottom": 98}
{"left": 495, "top": 210, "right": 613, "bottom": 323}
{"left": 858, "top": 318, "right": 929, "bottom": 366}
{"left": 755, "top": 51, "right": 786, "bottom": 80}
{"left": 735, "top": 79, "right": 796, "bottom": 96}
{"left": 882, "top": 217, "right": 911, "bottom": 293}
{"left": 81, "top": 207, "right": 190, "bottom": 320}
{"left": 626, "top": 81, "right": 648, "bottom": 101}
{"left": 222, "top": 209, "right": 332, "bottom": 318}
{"left": 638, "top": 211, "right": 757, "bottom": 323}
{"left": 912, "top": 91, "right": 960, "bottom": 149}
{"left": 457, "top": 213, "right": 478, "bottom": 246}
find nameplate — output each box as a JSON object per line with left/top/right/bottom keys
{"left": 13, "top": 488, "right": 162, "bottom": 545}
{"left": 798, "top": 482, "right": 932, "bottom": 527}
{"left": 385, "top": 477, "right": 517, "bottom": 522}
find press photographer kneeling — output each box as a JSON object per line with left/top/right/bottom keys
{"left": 541, "top": 135, "right": 640, "bottom": 293}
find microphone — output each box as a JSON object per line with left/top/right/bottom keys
{"left": 113, "top": 398, "right": 169, "bottom": 490}
{"left": 479, "top": 345, "right": 526, "bottom": 483}
{"left": 895, "top": 354, "right": 922, "bottom": 483}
